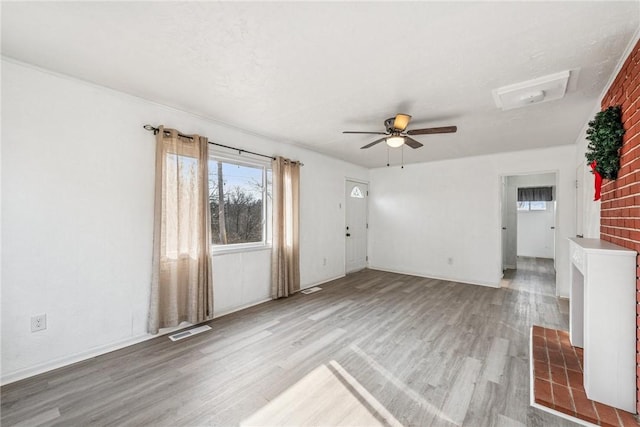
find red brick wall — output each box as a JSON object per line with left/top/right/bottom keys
{"left": 599, "top": 39, "right": 640, "bottom": 413}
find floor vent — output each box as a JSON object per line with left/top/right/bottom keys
{"left": 168, "top": 325, "right": 212, "bottom": 342}
{"left": 301, "top": 287, "right": 323, "bottom": 295}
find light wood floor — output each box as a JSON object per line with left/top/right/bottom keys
{"left": 501, "top": 257, "right": 558, "bottom": 297}
{"left": 2, "top": 263, "right": 576, "bottom": 426}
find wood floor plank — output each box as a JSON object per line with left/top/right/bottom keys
{"left": 1, "top": 259, "right": 578, "bottom": 426}
{"left": 441, "top": 356, "right": 482, "bottom": 425}
{"left": 277, "top": 328, "right": 347, "bottom": 371}
{"left": 178, "top": 330, "right": 273, "bottom": 374}
{"left": 349, "top": 344, "right": 456, "bottom": 425}
{"left": 483, "top": 336, "right": 510, "bottom": 384}
{"left": 495, "top": 413, "right": 527, "bottom": 427}
{"left": 308, "top": 300, "right": 352, "bottom": 321}
{"left": 199, "top": 319, "right": 280, "bottom": 354}
{"left": 13, "top": 408, "right": 60, "bottom": 427}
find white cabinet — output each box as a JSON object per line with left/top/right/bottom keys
{"left": 569, "top": 237, "right": 636, "bottom": 413}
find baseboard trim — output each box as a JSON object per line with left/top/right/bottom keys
{"left": 301, "top": 274, "right": 345, "bottom": 290}
{"left": 368, "top": 266, "right": 501, "bottom": 289}
{"left": 1, "top": 299, "right": 272, "bottom": 386}
{"left": 213, "top": 298, "right": 272, "bottom": 318}
{"left": 2, "top": 274, "right": 348, "bottom": 385}
{"left": 1, "top": 332, "right": 157, "bottom": 385}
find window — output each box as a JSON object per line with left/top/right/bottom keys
{"left": 350, "top": 186, "right": 365, "bottom": 198}
{"left": 208, "top": 154, "right": 271, "bottom": 251}
{"left": 517, "top": 201, "right": 547, "bottom": 211}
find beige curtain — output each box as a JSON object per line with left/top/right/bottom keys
{"left": 271, "top": 156, "right": 301, "bottom": 298}
{"left": 148, "top": 126, "right": 213, "bottom": 334}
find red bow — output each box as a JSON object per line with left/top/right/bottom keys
{"left": 590, "top": 161, "right": 602, "bottom": 201}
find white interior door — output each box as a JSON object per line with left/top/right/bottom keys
{"left": 552, "top": 201, "right": 558, "bottom": 269}
{"left": 505, "top": 178, "right": 518, "bottom": 269}
{"left": 517, "top": 200, "right": 556, "bottom": 258}
{"left": 346, "top": 180, "right": 368, "bottom": 274}
{"left": 501, "top": 176, "right": 507, "bottom": 272}
{"left": 576, "top": 163, "right": 584, "bottom": 238}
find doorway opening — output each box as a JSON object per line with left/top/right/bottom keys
{"left": 500, "top": 172, "right": 558, "bottom": 296}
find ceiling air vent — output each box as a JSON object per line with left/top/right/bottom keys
{"left": 492, "top": 70, "right": 572, "bottom": 110}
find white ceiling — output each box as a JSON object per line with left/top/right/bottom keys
{"left": 2, "top": 2, "right": 638, "bottom": 168}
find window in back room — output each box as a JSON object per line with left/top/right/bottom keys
{"left": 517, "top": 201, "right": 547, "bottom": 211}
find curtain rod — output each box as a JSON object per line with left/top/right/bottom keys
{"left": 143, "top": 125, "right": 303, "bottom": 165}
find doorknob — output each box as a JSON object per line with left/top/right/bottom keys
{"left": 502, "top": 227, "right": 507, "bottom": 230}
{"left": 346, "top": 233, "right": 351, "bottom": 237}
{"left": 550, "top": 226, "right": 555, "bottom": 229}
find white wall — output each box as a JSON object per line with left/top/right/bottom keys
{"left": 1, "top": 59, "right": 368, "bottom": 382}
{"left": 368, "top": 145, "right": 575, "bottom": 296}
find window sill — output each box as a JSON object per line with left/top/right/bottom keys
{"left": 211, "top": 244, "right": 272, "bottom": 256}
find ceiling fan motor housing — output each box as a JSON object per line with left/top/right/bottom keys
{"left": 384, "top": 117, "right": 397, "bottom": 133}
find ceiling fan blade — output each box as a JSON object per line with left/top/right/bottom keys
{"left": 343, "top": 131, "right": 388, "bottom": 135}
{"left": 393, "top": 114, "right": 412, "bottom": 131}
{"left": 361, "top": 137, "right": 386, "bottom": 149}
{"left": 403, "top": 137, "right": 424, "bottom": 149}
{"left": 407, "top": 125, "right": 457, "bottom": 135}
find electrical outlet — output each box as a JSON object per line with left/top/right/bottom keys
{"left": 31, "top": 314, "right": 46, "bottom": 332}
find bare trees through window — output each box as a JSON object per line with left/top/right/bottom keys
{"left": 208, "top": 159, "right": 270, "bottom": 246}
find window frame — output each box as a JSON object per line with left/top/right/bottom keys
{"left": 207, "top": 149, "right": 272, "bottom": 255}
{"left": 517, "top": 201, "right": 548, "bottom": 212}
{"left": 529, "top": 201, "right": 547, "bottom": 211}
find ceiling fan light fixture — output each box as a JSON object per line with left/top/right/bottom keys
{"left": 386, "top": 136, "right": 404, "bottom": 148}
{"left": 393, "top": 114, "right": 411, "bottom": 131}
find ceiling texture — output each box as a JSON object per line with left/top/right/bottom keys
{"left": 2, "top": 1, "right": 638, "bottom": 168}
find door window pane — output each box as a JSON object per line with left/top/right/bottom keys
{"left": 350, "top": 186, "right": 364, "bottom": 198}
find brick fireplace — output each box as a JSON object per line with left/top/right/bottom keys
{"left": 598, "top": 39, "right": 640, "bottom": 412}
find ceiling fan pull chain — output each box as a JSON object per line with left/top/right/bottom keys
{"left": 387, "top": 146, "right": 390, "bottom": 167}
{"left": 401, "top": 145, "right": 404, "bottom": 169}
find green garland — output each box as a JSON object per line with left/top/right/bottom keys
{"left": 585, "top": 105, "right": 625, "bottom": 180}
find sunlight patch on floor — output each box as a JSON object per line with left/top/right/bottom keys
{"left": 350, "top": 344, "right": 458, "bottom": 425}
{"left": 240, "top": 361, "right": 401, "bottom": 427}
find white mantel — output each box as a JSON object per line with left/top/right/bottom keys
{"left": 569, "top": 237, "right": 636, "bottom": 413}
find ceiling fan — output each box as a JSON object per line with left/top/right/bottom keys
{"left": 343, "top": 114, "right": 457, "bottom": 149}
